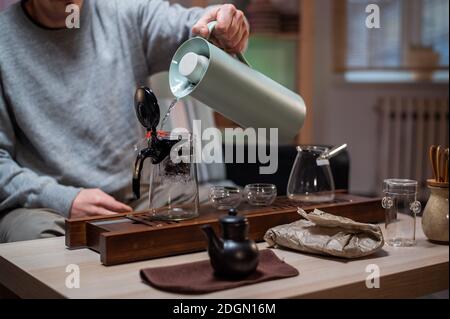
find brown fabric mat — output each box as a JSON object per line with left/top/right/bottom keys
{"left": 140, "top": 249, "right": 299, "bottom": 294}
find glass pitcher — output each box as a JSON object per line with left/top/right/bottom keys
{"left": 287, "top": 146, "right": 335, "bottom": 203}
{"left": 148, "top": 131, "right": 199, "bottom": 221}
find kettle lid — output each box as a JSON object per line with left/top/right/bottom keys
{"left": 220, "top": 209, "right": 247, "bottom": 226}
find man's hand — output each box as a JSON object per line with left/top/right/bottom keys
{"left": 70, "top": 189, "right": 132, "bottom": 219}
{"left": 192, "top": 4, "right": 249, "bottom": 54}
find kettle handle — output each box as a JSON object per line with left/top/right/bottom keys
{"left": 205, "top": 21, "right": 251, "bottom": 68}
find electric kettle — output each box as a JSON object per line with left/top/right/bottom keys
{"left": 169, "top": 21, "right": 307, "bottom": 143}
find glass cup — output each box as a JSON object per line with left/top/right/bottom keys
{"left": 244, "top": 184, "right": 277, "bottom": 206}
{"left": 287, "top": 146, "right": 335, "bottom": 203}
{"left": 382, "top": 179, "right": 422, "bottom": 247}
{"left": 209, "top": 186, "right": 242, "bottom": 210}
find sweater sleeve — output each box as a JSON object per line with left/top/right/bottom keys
{"left": 0, "top": 84, "right": 81, "bottom": 218}
{"left": 134, "top": 0, "right": 205, "bottom": 74}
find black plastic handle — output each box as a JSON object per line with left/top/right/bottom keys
{"left": 134, "top": 87, "right": 160, "bottom": 131}
{"left": 133, "top": 148, "right": 154, "bottom": 199}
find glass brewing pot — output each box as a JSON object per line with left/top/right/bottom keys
{"left": 287, "top": 146, "right": 336, "bottom": 203}
{"left": 132, "top": 87, "right": 199, "bottom": 221}
{"left": 147, "top": 131, "right": 199, "bottom": 221}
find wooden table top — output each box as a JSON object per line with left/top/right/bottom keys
{"left": 0, "top": 217, "right": 448, "bottom": 299}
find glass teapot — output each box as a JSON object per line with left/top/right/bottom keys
{"left": 133, "top": 87, "right": 199, "bottom": 221}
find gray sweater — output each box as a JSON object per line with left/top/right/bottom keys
{"left": 0, "top": 0, "right": 204, "bottom": 217}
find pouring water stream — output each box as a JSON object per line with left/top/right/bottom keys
{"left": 159, "top": 98, "right": 179, "bottom": 131}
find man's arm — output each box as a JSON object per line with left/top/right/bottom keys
{"left": 0, "top": 85, "right": 132, "bottom": 218}
{"left": 0, "top": 85, "right": 81, "bottom": 217}
{"left": 133, "top": 1, "right": 249, "bottom": 75}
{"left": 134, "top": 0, "right": 205, "bottom": 75}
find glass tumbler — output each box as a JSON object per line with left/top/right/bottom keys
{"left": 382, "top": 179, "right": 422, "bottom": 247}
{"left": 287, "top": 146, "right": 335, "bottom": 203}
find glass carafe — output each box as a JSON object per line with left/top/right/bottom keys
{"left": 148, "top": 131, "right": 199, "bottom": 221}
{"left": 287, "top": 146, "right": 335, "bottom": 203}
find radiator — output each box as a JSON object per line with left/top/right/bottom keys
{"left": 376, "top": 97, "right": 449, "bottom": 199}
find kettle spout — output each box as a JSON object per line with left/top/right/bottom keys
{"left": 201, "top": 225, "right": 223, "bottom": 254}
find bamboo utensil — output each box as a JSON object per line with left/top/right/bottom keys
{"left": 428, "top": 144, "right": 449, "bottom": 186}
{"left": 445, "top": 148, "right": 449, "bottom": 183}
{"left": 429, "top": 145, "right": 438, "bottom": 181}
{"left": 436, "top": 145, "right": 443, "bottom": 182}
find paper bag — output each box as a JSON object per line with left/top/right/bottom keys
{"left": 264, "top": 208, "right": 384, "bottom": 258}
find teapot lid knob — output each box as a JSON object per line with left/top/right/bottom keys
{"left": 228, "top": 208, "right": 237, "bottom": 216}
{"left": 220, "top": 208, "right": 246, "bottom": 226}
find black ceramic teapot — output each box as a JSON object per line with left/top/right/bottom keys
{"left": 201, "top": 209, "right": 259, "bottom": 278}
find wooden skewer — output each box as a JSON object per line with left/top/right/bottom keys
{"left": 436, "top": 145, "right": 443, "bottom": 182}
{"left": 126, "top": 214, "right": 158, "bottom": 227}
{"left": 438, "top": 147, "right": 447, "bottom": 183}
{"left": 429, "top": 145, "right": 438, "bottom": 181}
{"left": 445, "top": 148, "right": 449, "bottom": 183}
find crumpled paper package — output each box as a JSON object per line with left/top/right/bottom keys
{"left": 264, "top": 208, "right": 384, "bottom": 259}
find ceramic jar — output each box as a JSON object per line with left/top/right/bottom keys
{"left": 422, "top": 185, "right": 449, "bottom": 243}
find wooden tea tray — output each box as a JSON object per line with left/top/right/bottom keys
{"left": 65, "top": 193, "right": 384, "bottom": 265}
